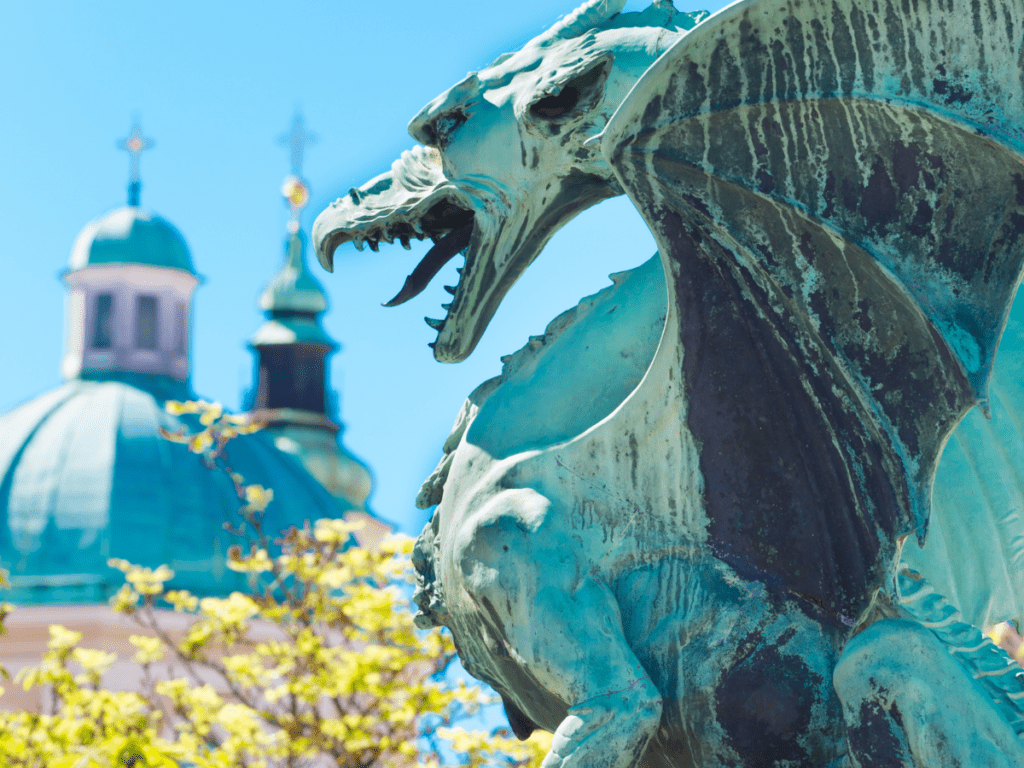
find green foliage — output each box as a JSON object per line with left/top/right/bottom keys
{"left": 0, "top": 401, "right": 551, "bottom": 768}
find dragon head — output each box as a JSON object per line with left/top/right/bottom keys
{"left": 313, "top": 0, "right": 704, "bottom": 362}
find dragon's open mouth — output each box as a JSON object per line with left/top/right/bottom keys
{"left": 381, "top": 204, "right": 475, "bottom": 308}
{"left": 315, "top": 142, "right": 622, "bottom": 363}
{"left": 314, "top": 142, "right": 620, "bottom": 363}
{"left": 312, "top": 144, "right": 486, "bottom": 353}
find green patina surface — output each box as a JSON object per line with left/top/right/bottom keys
{"left": 68, "top": 206, "right": 195, "bottom": 274}
{"left": 315, "top": 0, "right": 1024, "bottom": 763}
{"left": 260, "top": 231, "right": 329, "bottom": 315}
{"left": 251, "top": 231, "right": 335, "bottom": 349}
{"left": 0, "top": 377, "right": 350, "bottom": 604}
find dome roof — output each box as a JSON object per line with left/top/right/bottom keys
{"left": 0, "top": 380, "right": 352, "bottom": 604}
{"left": 69, "top": 207, "right": 196, "bottom": 274}
{"left": 259, "top": 231, "right": 328, "bottom": 315}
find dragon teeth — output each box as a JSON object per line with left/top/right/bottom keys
{"left": 400, "top": 237, "right": 412, "bottom": 250}
{"left": 425, "top": 317, "right": 445, "bottom": 330}
{"left": 353, "top": 237, "right": 365, "bottom": 252}
{"left": 368, "top": 239, "right": 380, "bottom": 252}
{"left": 443, "top": 285, "right": 457, "bottom": 295}
{"left": 441, "top": 302, "right": 452, "bottom": 311}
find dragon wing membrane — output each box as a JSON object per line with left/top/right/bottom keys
{"left": 602, "top": 0, "right": 1024, "bottom": 621}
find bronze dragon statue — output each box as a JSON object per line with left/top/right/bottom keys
{"left": 315, "top": 0, "right": 1024, "bottom": 764}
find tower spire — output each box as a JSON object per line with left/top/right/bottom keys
{"left": 244, "top": 112, "right": 377, "bottom": 529}
{"left": 248, "top": 110, "right": 333, "bottom": 417}
{"left": 117, "top": 120, "right": 154, "bottom": 207}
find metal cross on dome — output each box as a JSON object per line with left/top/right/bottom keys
{"left": 279, "top": 111, "right": 318, "bottom": 179}
{"left": 278, "top": 112, "right": 318, "bottom": 229}
{"left": 117, "top": 121, "right": 154, "bottom": 207}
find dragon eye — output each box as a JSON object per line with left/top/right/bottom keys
{"left": 529, "top": 62, "right": 609, "bottom": 121}
{"left": 531, "top": 88, "right": 581, "bottom": 119}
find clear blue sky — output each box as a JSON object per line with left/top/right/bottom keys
{"left": 0, "top": 0, "right": 729, "bottom": 535}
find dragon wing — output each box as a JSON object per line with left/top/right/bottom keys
{"left": 601, "top": 0, "right": 1024, "bottom": 623}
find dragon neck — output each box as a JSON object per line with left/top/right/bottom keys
{"left": 464, "top": 254, "right": 668, "bottom": 460}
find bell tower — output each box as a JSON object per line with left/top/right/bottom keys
{"left": 61, "top": 121, "right": 198, "bottom": 400}
{"left": 246, "top": 113, "right": 379, "bottom": 537}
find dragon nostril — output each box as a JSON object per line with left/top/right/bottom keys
{"left": 429, "top": 110, "right": 468, "bottom": 150}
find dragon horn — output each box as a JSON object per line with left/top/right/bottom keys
{"left": 531, "top": 0, "right": 628, "bottom": 45}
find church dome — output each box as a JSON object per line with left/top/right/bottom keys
{"left": 0, "top": 379, "right": 351, "bottom": 604}
{"left": 69, "top": 207, "right": 196, "bottom": 275}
